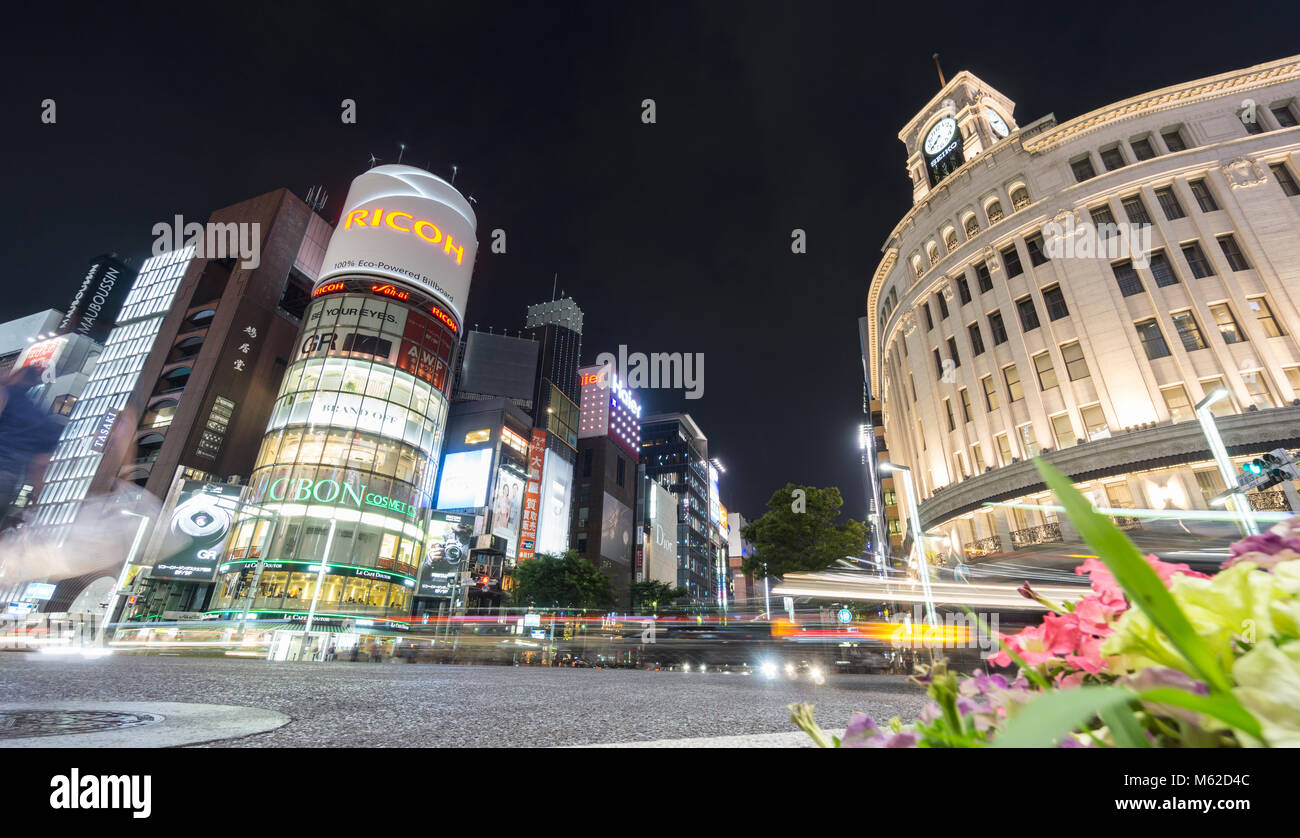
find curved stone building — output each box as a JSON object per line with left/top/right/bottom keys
{"left": 866, "top": 56, "right": 1300, "bottom": 557}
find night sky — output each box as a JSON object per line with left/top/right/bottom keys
{"left": 4, "top": 0, "right": 1295, "bottom": 523}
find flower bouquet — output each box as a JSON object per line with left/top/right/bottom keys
{"left": 792, "top": 459, "right": 1300, "bottom": 748}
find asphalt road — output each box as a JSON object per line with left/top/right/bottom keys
{"left": 0, "top": 654, "right": 927, "bottom": 747}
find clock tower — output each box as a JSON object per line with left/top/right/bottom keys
{"left": 900, "top": 71, "right": 1018, "bottom": 203}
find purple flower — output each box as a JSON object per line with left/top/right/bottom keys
{"left": 844, "top": 713, "right": 878, "bottom": 738}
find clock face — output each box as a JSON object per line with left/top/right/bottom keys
{"left": 985, "top": 108, "right": 1010, "bottom": 138}
{"left": 923, "top": 117, "right": 958, "bottom": 157}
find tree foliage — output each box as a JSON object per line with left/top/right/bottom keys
{"left": 511, "top": 550, "right": 616, "bottom": 610}
{"left": 740, "top": 484, "right": 868, "bottom": 578}
{"left": 629, "top": 579, "right": 687, "bottom": 611}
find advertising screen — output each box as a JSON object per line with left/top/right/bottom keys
{"left": 490, "top": 467, "right": 526, "bottom": 559}
{"left": 534, "top": 451, "right": 574, "bottom": 556}
{"left": 644, "top": 480, "right": 679, "bottom": 586}
{"left": 417, "top": 511, "right": 477, "bottom": 597}
{"left": 708, "top": 464, "right": 721, "bottom": 532}
{"left": 435, "top": 449, "right": 493, "bottom": 510}
{"left": 152, "top": 482, "right": 244, "bottom": 582}
{"left": 600, "top": 492, "right": 634, "bottom": 565}
{"left": 516, "top": 429, "right": 548, "bottom": 560}
{"left": 317, "top": 165, "right": 478, "bottom": 324}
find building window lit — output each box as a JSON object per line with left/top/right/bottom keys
{"left": 1061, "top": 341, "right": 1089, "bottom": 380}
{"left": 1051, "top": 413, "right": 1077, "bottom": 448}
{"left": 51, "top": 394, "right": 77, "bottom": 417}
{"left": 1200, "top": 377, "right": 1236, "bottom": 417}
{"left": 1160, "top": 385, "right": 1195, "bottom": 423}
{"left": 1209, "top": 303, "right": 1246, "bottom": 343}
{"left": 1248, "top": 296, "right": 1285, "bottom": 337}
{"left": 1170, "top": 310, "right": 1207, "bottom": 351}
{"left": 1081, "top": 404, "right": 1109, "bottom": 440}
{"left": 959, "top": 388, "right": 972, "bottom": 423}
{"left": 995, "top": 433, "right": 1014, "bottom": 467}
{"left": 1003, "top": 364, "right": 1024, "bottom": 402}
{"left": 1017, "top": 423, "right": 1039, "bottom": 458}
{"left": 1033, "top": 352, "right": 1057, "bottom": 390}
{"left": 981, "top": 375, "right": 999, "bottom": 411}
{"left": 1243, "top": 372, "right": 1276, "bottom": 409}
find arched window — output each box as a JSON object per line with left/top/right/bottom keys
{"left": 171, "top": 336, "right": 204, "bottom": 363}
{"left": 927, "top": 241, "right": 940, "bottom": 266}
{"left": 911, "top": 256, "right": 924, "bottom": 278}
{"left": 944, "top": 228, "right": 959, "bottom": 253}
{"left": 142, "top": 399, "right": 179, "bottom": 429}
{"left": 986, "top": 199, "right": 1005, "bottom": 224}
{"left": 185, "top": 309, "right": 217, "bottom": 330}
{"left": 963, "top": 214, "right": 980, "bottom": 238}
{"left": 157, "top": 366, "right": 192, "bottom": 394}
{"left": 1010, "top": 185, "right": 1030, "bottom": 211}
{"left": 135, "top": 433, "right": 166, "bottom": 465}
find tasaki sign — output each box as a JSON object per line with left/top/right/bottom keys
{"left": 317, "top": 165, "right": 478, "bottom": 325}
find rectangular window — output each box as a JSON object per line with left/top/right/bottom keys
{"left": 1271, "top": 163, "right": 1300, "bottom": 197}
{"left": 1154, "top": 186, "right": 1186, "bottom": 220}
{"left": 1033, "top": 351, "right": 1058, "bottom": 390}
{"left": 909, "top": 374, "right": 917, "bottom": 401}
{"left": 582, "top": 448, "right": 593, "bottom": 477}
{"left": 1170, "top": 310, "right": 1207, "bottom": 351}
{"left": 1149, "top": 249, "right": 1180, "bottom": 287}
{"left": 1071, "top": 156, "right": 1096, "bottom": 182}
{"left": 947, "top": 336, "right": 961, "bottom": 367}
{"left": 1122, "top": 194, "right": 1151, "bottom": 225}
{"left": 1061, "top": 341, "right": 1089, "bottom": 380}
{"left": 971, "top": 443, "right": 986, "bottom": 473}
{"left": 959, "top": 387, "right": 973, "bottom": 423}
{"left": 1181, "top": 241, "right": 1214, "bottom": 278}
{"left": 1285, "top": 366, "right": 1300, "bottom": 394}
{"left": 1017, "top": 423, "right": 1039, "bottom": 458}
{"left": 1025, "top": 233, "right": 1050, "bottom": 266}
{"left": 1081, "top": 403, "right": 1109, "bottom": 440}
{"left": 1136, "top": 318, "right": 1171, "bottom": 359}
{"left": 1243, "top": 108, "right": 1265, "bottom": 134}
{"left": 1200, "top": 377, "right": 1236, "bottom": 418}
{"left": 1130, "top": 136, "right": 1157, "bottom": 161}
{"left": 922, "top": 299, "right": 934, "bottom": 331}
{"left": 937, "top": 294, "right": 950, "bottom": 320}
{"left": 982, "top": 375, "right": 999, "bottom": 411}
{"left": 1090, "top": 204, "right": 1118, "bottom": 239}
{"left": 1272, "top": 104, "right": 1299, "bottom": 128}
{"left": 616, "top": 456, "right": 626, "bottom": 487}
{"left": 1042, "top": 284, "right": 1069, "bottom": 320}
{"left": 955, "top": 450, "right": 969, "bottom": 478}
{"left": 1160, "top": 385, "right": 1195, "bottom": 423}
{"left": 1248, "top": 296, "right": 1285, "bottom": 337}
{"left": 945, "top": 399, "right": 956, "bottom": 432}
{"left": 1001, "top": 244, "right": 1023, "bottom": 277}
{"left": 1051, "top": 413, "right": 1078, "bottom": 448}
{"left": 1099, "top": 145, "right": 1125, "bottom": 171}
{"left": 975, "top": 261, "right": 993, "bottom": 293}
{"left": 1161, "top": 128, "right": 1188, "bottom": 152}
{"left": 1218, "top": 235, "right": 1250, "bottom": 271}
{"left": 933, "top": 348, "right": 944, "bottom": 378}
{"left": 1112, "top": 260, "right": 1144, "bottom": 296}
{"left": 956, "top": 275, "right": 972, "bottom": 304}
{"left": 1003, "top": 364, "right": 1024, "bottom": 401}
{"left": 988, "top": 311, "right": 1008, "bottom": 345}
{"left": 1209, "top": 303, "right": 1245, "bottom": 344}
{"left": 1243, "top": 372, "right": 1276, "bottom": 409}
{"left": 996, "top": 433, "right": 1014, "bottom": 467}
{"left": 1016, "top": 295, "right": 1040, "bottom": 332}
{"left": 968, "top": 322, "right": 985, "bottom": 355}
{"left": 1189, "top": 179, "right": 1219, "bottom": 212}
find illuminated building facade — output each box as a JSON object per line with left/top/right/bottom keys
{"left": 640, "top": 412, "right": 713, "bottom": 599}
{"left": 206, "top": 165, "right": 478, "bottom": 630}
{"left": 867, "top": 56, "right": 1300, "bottom": 557}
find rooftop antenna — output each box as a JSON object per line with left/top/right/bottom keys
{"left": 551, "top": 273, "right": 558, "bottom": 300}
{"left": 305, "top": 185, "right": 328, "bottom": 213}
{"left": 932, "top": 53, "right": 946, "bottom": 88}
{"left": 367, "top": 153, "right": 379, "bottom": 169}
{"left": 467, "top": 194, "right": 477, "bottom": 205}
{"left": 450, "top": 164, "right": 459, "bottom": 184}
{"left": 397, "top": 143, "right": 406, "bottom": 164}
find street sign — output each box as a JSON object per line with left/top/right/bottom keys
{"left": 524, "top": 613, "right": 541, "bottom": 627}
{"left": 837, "top": 608, "right": 852, "bottom": 623}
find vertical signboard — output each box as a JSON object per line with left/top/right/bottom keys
{"left": 516, "top": 429, "right": 547, "bottom": 560}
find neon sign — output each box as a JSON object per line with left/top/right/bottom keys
{"left": 371, "top": 283, "right": 410, "bottom": 301}
{"left": 429, "top": 303, "right": 458, "bottom": 333}
{"left": 312, "top": 281, "right": 345, "bottom": 298}
{"left": 265, "top": 476, "right": 417, "bottom": 518}
{"left": 343, "top": 207, "right": 467, "bottom": 265}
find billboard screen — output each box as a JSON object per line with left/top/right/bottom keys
{"left": 417, "top": 511, "right": 477, "bottom": 597}
{"left": 317, "top": 165, "right": 478, "bottom": 324}
{"left": 490, "top": 467, "right": 526, "bottom": 559}
{"left": 152, "top": 482, "right": 244, "bottom": 582}
{"left": 58, "top": 255, "right": 133, "bottom": 343}
{"left": 436, "top": 449, "right": 493, "bottom": 510}
{"left": 535, "top": 451, "right": 573, "bottom": 556}
{"left": 644, "top": 480, "right": 678, "bottom": 586}
{"left": 600, "top": 492, "right": 634, "bottom": 565}
{"left": 517, "top": 429, "right": 548, "bottom": 560}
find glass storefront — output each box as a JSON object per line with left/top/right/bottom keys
{"left": 210, "top": 281, "right": 460, "bottom": 622}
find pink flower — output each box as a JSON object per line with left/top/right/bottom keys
{"left": 1064, "top": 635, "right": 1106, "bottom": 674}
{"left": 1072, "top": 595, "right": 1116, "bottom": 636}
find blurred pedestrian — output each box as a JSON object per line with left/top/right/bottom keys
{"left": 0, "top": 365, "right": 63, "bottom": 524}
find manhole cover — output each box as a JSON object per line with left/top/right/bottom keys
{"left": 0, "top": 709, "right": 163, "bottom": 739}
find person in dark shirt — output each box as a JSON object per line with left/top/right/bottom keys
{"left": 0, "top": 365, "right": 64, "bottom": 517}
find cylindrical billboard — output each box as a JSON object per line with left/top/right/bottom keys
{"left": 317, "top": 165, "right": 478, "bottom": 324}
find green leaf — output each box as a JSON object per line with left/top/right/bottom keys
{"left": 1099, "top": 703, "right": 1150, "bottom": 748}
{"left": 961, "top": 606, "right": 1050, "bottom": 689}
{"left": 993, "top": 685, "right": 1135, "bottom": 748}
{"left": 1033, "top": 459, "right": 1235, "bottom": 696}
{"left": 1137, "top": 688, "right": 1263, "bottom": 741}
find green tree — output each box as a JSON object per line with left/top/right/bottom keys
{"left": 512, "top": 550, "right": 616, "bottom": 610}
{"left": 740, "top": 484, "right": 868, "bottom": 578}
{"left": 629, "top": 580, "right": 687, "bottom": 612}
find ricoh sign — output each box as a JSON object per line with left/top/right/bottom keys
{"left": 317, "top": 165, "right": 479, "bottom": 325}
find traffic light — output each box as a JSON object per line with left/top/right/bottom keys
{"left": 1243, "top": 450, "right": 1300, "bottom": 489}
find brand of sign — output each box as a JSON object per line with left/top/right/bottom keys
{"left": 90, "top": 409, "right": 120, "bottom": 453}
{"left": 516, "top": 429, "right": 548, "bottom": 560}
{"left": 263, "top": 476, "right": 418, "bottom": 518}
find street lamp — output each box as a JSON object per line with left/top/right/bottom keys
{"left": 97, "top": 510, "right": 152, "bottom": 647}
{"left": 878, "top": 463, "right": 937, "bottom": 627}
{"left": 1195, "top": 387, "right": 1260, "bottom": 537}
